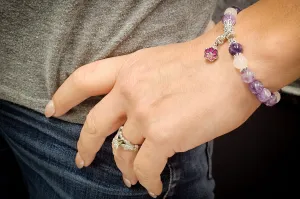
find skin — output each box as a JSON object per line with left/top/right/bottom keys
{"left": 45, "top": 0, "right": 300, "bottom": 197}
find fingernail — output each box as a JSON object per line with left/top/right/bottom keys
{"left": 75, "top": 152, "right": 85, "bottom": 169}
{"left": 123, "top": 178, "right": 131, "bottom": 188}
{"left": 148, "top": 192, "right": 157, "bottom": 198}
{"left": 45, "top": 100, "right": 55, "bottom": 117}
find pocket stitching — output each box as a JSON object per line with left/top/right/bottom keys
{"left": 163, "top": 163, "right": 173, "bottom": 199}
{"left": 206, "top": 141, "right": 213, "bottom": 180}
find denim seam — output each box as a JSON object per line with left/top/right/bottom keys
{"left": 163, "top": 163, "right": 173, "bottom": 199}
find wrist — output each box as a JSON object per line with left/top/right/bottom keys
{"left": 234, "top": 5, "right": 300, "bottom": 91}
{"left": 189, "top": 22, "right": 279, "bottom": 109}
{"left": 189, "top": 28, "right": 261, "bottom": 110}
{"left": 194, "top": 2, "right": 300, "bottom": 93}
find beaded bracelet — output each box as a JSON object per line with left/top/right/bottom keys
{"left": 204, "top": 7, "right": 240, "bottom": 62}
{"left": 204, "top": 6, "right": 281, "bottom": 106}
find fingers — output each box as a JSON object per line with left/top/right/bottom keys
{"left": 76, "top": 90, "right": 126, "bottom": 168}
{"left": 134, "top": 140, "right": 169, "bottom": 197}
{"left": 112, "top": 120, "right": 144, "bottom": 187}
{"left": 45, "top": 56, "right": 126, "bottom": 117}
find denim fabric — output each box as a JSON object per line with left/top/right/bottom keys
{"left": 0, "top": 100, "right": 215, "bottom": 199}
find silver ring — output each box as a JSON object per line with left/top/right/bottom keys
{"left": 112, "top": 126, "right": 140, "bottom": 151}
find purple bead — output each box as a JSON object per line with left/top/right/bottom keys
{"left": 229, "top": 43, "right": 243, "bottom": 56}
{"left": 265, "top": 93, "right": 277, "bottom": 106}
{"left": 257, "top": 88, "right": 272, "bottom": 103}
{"left": 204, "top": 47, "right": 218, "bottom": 62}
{"left": 241, "top": 68, "right": 255, "bottom": 83}
{"left": 249, "top": 80, "right": 264, "bottom": 94}
{"left": 222, "top": 14, "right": 236, "bottom": 25}
{"left": 231, "top": 6, "right": 241, "bottom": 14}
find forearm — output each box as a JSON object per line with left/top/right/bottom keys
{"left": 195, "top": 0, "right": 300, "bottom": 91}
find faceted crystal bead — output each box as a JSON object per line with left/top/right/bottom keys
{"left": 224, "top": 8, "right": 237, "bottom": 17}
{"left": 204, "top": 47, "right": 218, "bottom": 62}
{"left": 249, "top": 80, "right": 264, "bottom": 94}
{"left": 222, "top": 14, "right": 236, "bottom": 25}
{"left": 229, "top": 42, "right": 243, "bottom": 56}
{"left": 234, "top": 54, "right": 248, "bottom": 71}
{"left": 257, "top": 88, "right": 272, "bottom": 103}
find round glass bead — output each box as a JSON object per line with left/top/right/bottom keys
{"left": 224, "top": 8, "right": 237, "bottom": 17}
{"left": 222, "top": 14, "right": 236, "bottom": 25}
{"left": 257, "top": 88, "right": 272, "bottom": 103}
{"left": 229, "top": 43, "right": 243, "bottom": 56}
{"left": 241, "top": 68, "right": 255, "bottom": 83}
{"left": 249, "top": 80, "right": 264, "bottom": 94}
{"left": 233, "top": 53, "right": 248, "bottom": 71}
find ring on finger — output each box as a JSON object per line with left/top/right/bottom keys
{"left": 112, "top": 126, "right": 140, "bottom": 151}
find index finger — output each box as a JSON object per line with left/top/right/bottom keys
{"left": 45, "top": 56, "right": 126, "bottom": 117}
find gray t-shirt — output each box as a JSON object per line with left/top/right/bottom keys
{"left": 0, "top": 0, "right": 217, "bottom": 124}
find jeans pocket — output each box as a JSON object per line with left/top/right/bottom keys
{"left": 206, "top": 141, "right": 214, "bottom": 180}
{"left": 0, "top": 99, "right": 173, "bottom": 198}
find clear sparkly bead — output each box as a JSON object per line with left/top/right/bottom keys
{"left": 222, "top": 14, "right": 236, "bottom": 25}
{"left": 233, "top": 53, "right": 248, "bottom": 71}
{"left": 225, "top": 8, "right": 238, "bottom": 17}
{"left": 274, "top": 91, "right": 281, "bottom": 103}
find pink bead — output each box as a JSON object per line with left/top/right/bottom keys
{"left": 204, "top": 47, "right": 218, "bottom": 62}
{"left": 233, "top": 53, "right": 247, "bottom": 71}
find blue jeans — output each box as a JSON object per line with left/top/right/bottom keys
{"left": 0, "top": 100, "right": 215, "bottom": 199}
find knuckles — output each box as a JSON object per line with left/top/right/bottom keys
{"left": 72, "top": 66, "right": 90, "bottom": 92}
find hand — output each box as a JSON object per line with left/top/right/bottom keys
{"left": 45, "top": 29, "right": 260, "bottom": 197}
